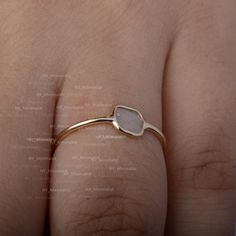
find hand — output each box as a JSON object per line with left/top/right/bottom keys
{"left": 0, "top": 1, "right": 235, "bottom": 235}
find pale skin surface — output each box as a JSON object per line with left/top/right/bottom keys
{"left": 0, "top": 1, "right": 236, "bottom": 236}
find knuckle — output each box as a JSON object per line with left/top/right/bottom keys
{"left": 173, "top": 135, "right": 236, "bottom": 191}
{"left": 188, "top": 149, "right": 235, "bottom": 190}
{"left": 64, "top": 194, "right": 149, "bottom": 236}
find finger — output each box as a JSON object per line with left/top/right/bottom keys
{"left": 0, "top": 2, "right": 66, "bottom": 234}
{"left": 48, "top": 1, "right": 173, "bottom": 235}
{"left": 163, "top": 1, "right": 236, "bottom": 235}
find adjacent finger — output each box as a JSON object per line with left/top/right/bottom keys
{"left": 163, "top": 1, "right": 236, "bottom": 235}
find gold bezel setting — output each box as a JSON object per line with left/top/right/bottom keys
{"left": 112, "top": 105, "right": 145, "bottom": 137}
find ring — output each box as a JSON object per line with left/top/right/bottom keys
{"left": 52, "top": 105, "right": 167, "bottom": 152}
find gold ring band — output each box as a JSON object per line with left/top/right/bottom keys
{"left": 52, "top": 105, "right": 167, "bottom": 152}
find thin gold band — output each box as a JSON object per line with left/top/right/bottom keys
{"left": 52, "top": 105, "right": 167, "bottom": 152}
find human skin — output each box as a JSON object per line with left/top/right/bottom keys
{"left": 0, "top": 0, "right": 236, "bottom": 236}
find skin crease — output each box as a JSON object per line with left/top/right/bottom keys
{"left": 0, "top": 0, "right": 235, "bottom": 236}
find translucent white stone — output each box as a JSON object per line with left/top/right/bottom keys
{"left": 114, "top": 106, "right": 144, "bottom": 134}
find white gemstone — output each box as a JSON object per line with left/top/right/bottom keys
{"left": 114, "top": 106, "right": 144, "bottom": 134}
